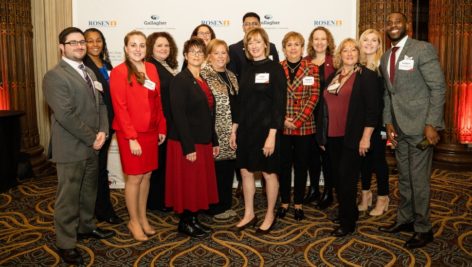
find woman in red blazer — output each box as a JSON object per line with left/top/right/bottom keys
{"left": 110, "top": 30, "right": 166, "bottom": 242}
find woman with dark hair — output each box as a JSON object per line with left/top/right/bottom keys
{"left": 181, "top": 24, "right": 216, "bottom": 70}
{"left": 110, "top": 30, "right": 166, "bottom": 241}
{"left": 318, "top": 38, "right": 380, "bottom": 236}
{"left": 231, "top": 28, "right": 286, "bottom": 235}
{"left": 304, "top": 26, "right": 337, "bottom": 209}
{"left": 166, "top": 37, "right": 219, "bottom": 238}
{"left": 145, "top": 32, "right": 179, "bottom": 213}
{"left": 83, "top": 28, "right": 123, "bottom": 225}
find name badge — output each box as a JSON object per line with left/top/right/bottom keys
{"left": 399, "top": 56, "right": 414, "bottom": 71}
{"left": 93, "top": 81, "right": 103, "bottom": 92}
{"left": 144, "top": 79, "right": 156, "bottom": 90}
{"left": 255, "top": 73, "right": 270, "bottom": 84}
{"left": 302, "top": 76, "right": 315, "bottom": 86}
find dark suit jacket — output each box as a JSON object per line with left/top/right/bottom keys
{"left": 318, "top": 66, "right": 380, "bottom": 149}
{"left": 228, "top": 40, "right": 279, "bottom": 80}
{"left": 83, "top": 55, "right": 114, "bottom": 130}
{"left": 381, "top": 37, "right": 446, "bottom": 135}
{"left": 168, "top": 68, "right": 218, "bottom": 155}
{"left": 43, "top": 59, "right": 108, "bottom": 163}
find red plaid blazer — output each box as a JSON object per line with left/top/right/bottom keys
{"left": 281, "top": 59, "right": 320, "bottom": 135}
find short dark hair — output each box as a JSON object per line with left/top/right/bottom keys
{"left": 183, "top": 37, "right": 207, "bottom": 57}
{"left": 243, "top": 12, "right": 260, "bottom": 23}
{"left": 59, "top": 27, "right": 84, "bottom": 44}
{"left": 389, "top": 11, "right": 408, "bottom": 22}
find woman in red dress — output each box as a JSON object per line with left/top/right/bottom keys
{"left": 110, "top": 30, "right": 166, "bottom": 241}
{"left": 166, "top": 37, "right": 219, "bottom": 238}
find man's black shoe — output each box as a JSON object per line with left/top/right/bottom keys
{"left": 378, "top": 222, "right": 414, "bottom": 233}
{"left": 77, "top": 228, "right": 115, "bottom": 240}
{"left": 178, "top": 219, "right": 207, "bottom": 238}
{"left": 97, "top": 215, "right": 123, "bottom": 225}
{"left": 57, "top": 248, "right": 84, "bottom": 265}
{"left": 404, "top": 230, "right": 434, "bottom": 249}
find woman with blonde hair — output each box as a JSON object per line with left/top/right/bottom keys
{"left": 318, "top": 38, "right": 380, "bottom": 236}
{"left": 357, "top": 29, "right": 390, "bottom": 216}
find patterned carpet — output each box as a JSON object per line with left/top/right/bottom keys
{"left": 1, "top": 169, "right": 471, "bottom": 266}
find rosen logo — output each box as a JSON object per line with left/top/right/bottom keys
{"left": 201, "top": 20, "right": 230, "bottom": 27}
{"left": 313, "top": 20, "right": 343, "bottom": 26}
{"left": 144, "top": 15, "right": 167, "bottom": 26}
{"left": 88, "top": 20, "right": 117, "bottom": 27}
{"left": 264, "top": 14, "right": 273, "bottom": 20}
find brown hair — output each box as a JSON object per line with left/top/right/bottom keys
{"left": 243, "top": 28, "right": 270, "bottom": 60}
{"left": 145, "top": 32, "right": 179, "bottom": 69}
{"left": 306, "top": 26, "right": 336, "bottom": 58}
{"left": 124, "top": 30, "right": 146, "bottom": 85}
{"left": 206, "top": 39, "right": 230, "bottom": 65}
{"left": 183, "top": 37, "right": 207, "bottom": 57}
{"left": 282, "top": 31, "right": 304, "bottom": 49}
{"left": 191, "top": 24, "right": 216, "bottom": 40}
{"left": 333, "top": 38, "right": 360, "bottom": 69}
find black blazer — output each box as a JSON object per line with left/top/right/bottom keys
{"left": 318, "top": 66, "right": 380, "bottom": 150}
{"left": 83, "top": 55, "right": 114, "bottom": 130}
{"left": 147, "top": 57, "right": 174, "bottom": 121}
{"left": 228, "top": 40, "right": 279, "bottom": 81}
{"left": 168, "top": 68, "right": 218, "bottom": 155}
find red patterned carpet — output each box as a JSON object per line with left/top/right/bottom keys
{"left": 1, "top": 169, "right": 471, "bottom": 266}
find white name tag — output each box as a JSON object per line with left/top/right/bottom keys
{"left": 144, "top": 79, "right": 156, "bottom": 90}
{"left": 255, "top": 73, "right": 270, "bottom": 84}
{"left": 93, "top": 81, "right": 103, "bottom": 92}
{"left": 303, "top": 76, "right": 315, "bottom": 86}
{"left": 399, "top": 57, "right": 414, "bottom": 71}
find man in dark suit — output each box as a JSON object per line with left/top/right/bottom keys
{"left": 43, "top": 27, "right": 115, "bottom": 265}
{"left": 379, "top": 12, "right": 446, "bottom": 249}
{"left": 228, "top": 12, "right": 279, "bottom": 80}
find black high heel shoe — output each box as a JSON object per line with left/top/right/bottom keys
{"left": 235, "top": 216, "right": 258, "bottom": 232}
{"left": 276, "top": 206, "right": 288, "bottom": 219}
{"left": 294, "top": 208, "right": 304, "bottom": 221}
{"left": 256, "top": 217, "right": 277, "bottom": 235}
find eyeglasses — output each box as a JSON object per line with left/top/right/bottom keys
{"left": 188, "top": 50, "right": 204, "bottom": 56}
{"left": 64, "top": 40, "right": 86, "bottom": 46}
{"left": 243, "top": 22, "right": 260, "bottom": 27}
{"left": 197, "top": 32, "right": 211, "bottom": 36}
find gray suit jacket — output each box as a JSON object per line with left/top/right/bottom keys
{"left": 381, "top": 37, "right": 445, "bottom": 135}
{"left": 43, "top": 59, "right": 108, "bottom": 163}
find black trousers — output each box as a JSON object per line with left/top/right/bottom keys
{"left": 95, "top": 133, "right": 118, "bottom": 219}
{"left": 279, "top": 134, "right": 313, "bottom": 205}
{"left": 209, "top": 159, "right": 236, "bottom": 214}
{"left": 360, "top": 130, "right": 389, "bottom": 196}
{"left": 327, "top": 137, "right": 361, "bottom": 231}
{"left": 308, "top": 137, "right": 332, "bottom": 190}
{"left": 148, "top": 140, "right": 167, "bottom": 210}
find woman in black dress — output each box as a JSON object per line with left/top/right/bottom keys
{"left": 230, "top": 28, "right": 287, "bottom": 234}
{"left": 145, "top": 32, "right": 179, "bottom": 212}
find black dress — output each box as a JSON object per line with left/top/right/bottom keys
{"left": 235, "top": 58, "right": 287, "bottom": 173}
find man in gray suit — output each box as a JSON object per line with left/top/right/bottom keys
{"left": 43, "top": 27, "right": 115, "bottom": 265}
{"left": 378, "top": 12, "right": 445, "bottom": 249}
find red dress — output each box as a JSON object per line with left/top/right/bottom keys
{"left": 165, "top": 78, "right": 218, "bottom": 213}
{"left": 110, "top": 62, "right": 166, "bottom": 175}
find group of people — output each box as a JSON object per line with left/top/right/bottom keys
{"left": 43, "top": 10, "right": 445, "bottom": 265}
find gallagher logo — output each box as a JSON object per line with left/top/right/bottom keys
{"left": 88, "top": 20, "right": 117, "bottom": 27}
{"left": 144, "top": 15, "right": 167, "bottom": 26}
{"left": 313, "top": 19, "right": 343, "bottom": 26}
{"left": 261, "top": 14, "right": 280, "bottom": 26}
{"left": 201, "top": 20, "right": 230, "bottom": 27}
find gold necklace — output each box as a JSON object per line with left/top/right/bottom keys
{"left": 287, "top": 61, "right": 302, "bottom": 74}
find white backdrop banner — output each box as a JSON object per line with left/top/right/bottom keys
{"left": 73, "top": 0, "right": 356, "bottom": 67}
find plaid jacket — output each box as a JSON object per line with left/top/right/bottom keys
{"left": 281, "top": 59, "right": 320, "bottom": 135}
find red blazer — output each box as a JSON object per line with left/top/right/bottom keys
{"left": 110, "top": 62, "right": 166, "bottom": 139}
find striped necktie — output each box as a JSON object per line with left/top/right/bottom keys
{"left": 78, "top": 64, "right": 95, "bottom": 98}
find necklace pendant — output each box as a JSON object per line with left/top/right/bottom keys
{"left": 290, "top": 69, "right": 294, "bottom": 74}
